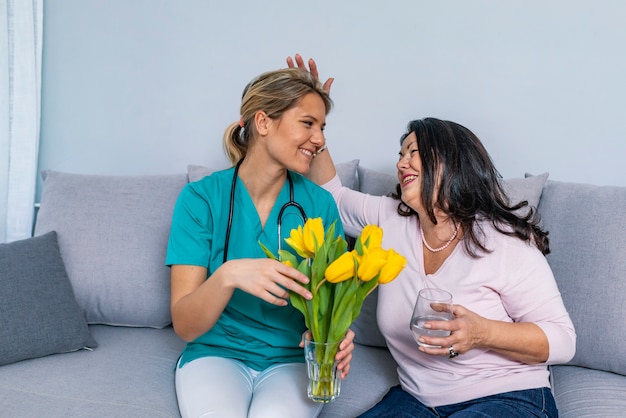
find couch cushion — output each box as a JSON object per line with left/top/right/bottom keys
{"left": 538, "top": 180, "right": 626, "bottom": 376}
{"left": 354, "top": 167, "right": 549, "bottom": 347}
{"left": 550, "top": 365, "right": 626, "bottom": 417}
{"left": 35, "top": 171, "right": 188, "bottom": 328}
{"left": 0, "top": 325, "right": 184, "bottom": 417}
{"left": 0, "top": 231, "right": 96, "bottom": 366}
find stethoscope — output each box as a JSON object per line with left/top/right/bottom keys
{"left": 223, "top": 159, "right": 307, "bottom": 263}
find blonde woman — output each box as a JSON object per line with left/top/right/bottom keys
{"left": 166, "top": 68, "right": 354, "bottom": 418}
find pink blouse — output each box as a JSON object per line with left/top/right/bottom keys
{"left": 323, "top": 175, "right": 576, "bottom": 407}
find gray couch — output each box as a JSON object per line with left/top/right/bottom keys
{"left": 0, "top": 160, "right": 624, "bottom": 417}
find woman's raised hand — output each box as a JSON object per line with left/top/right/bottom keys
{"left": 286, "top": 53, "right": 334, "bottom": 93}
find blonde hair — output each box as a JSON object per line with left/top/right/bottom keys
{"left": 222, "top": 68, "right": 332, "bottom": 165}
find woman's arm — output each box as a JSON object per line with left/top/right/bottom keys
{"left": 171, "top": 259, "right": 313, "bottom": 341}
{"left": 170, "top": 264, "right": 231, "bottom": 341}
{"left": 419, "top": 242, "right": 576, "bottom": 364}
{"left": 418, "top": 306, "right": 551, "bottom": 364}
{"left": 478, "top": 319, "right": 549, "bottom": 363}
{"left": 308, "top": 146, "right": 337, "bottom": 185}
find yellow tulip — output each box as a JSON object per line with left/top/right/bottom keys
{"left": 360, "top": 224, "right": 383, "bottom": 249}
{"left": 357, "top": 246, "right": 388, "bottom": 282}
{"left": 284, "top": 218, "right": 324, "bottom": 258}
{"left": 303, "top": 217, "right": 325, "bottom": 254}
{"left": 325, "top": 251, "right": 356, "bottom": 283}
{"left": 377, "top": 248, "right": 407, "bottom": 284}
{"left": 284, "top": 225, "right": 313, "bottom": 258}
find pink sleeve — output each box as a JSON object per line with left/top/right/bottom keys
{"left": 499, "top": 240, "right": 577, "bottom": 365}
{"left": 321, "top": 175, "right": 398, "bottom": 238}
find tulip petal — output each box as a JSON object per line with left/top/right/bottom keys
{"left": 378, "top": 248, "right": 407, "bottom": 284}
{"left": 357, "top": 246, "right": 388, "bottom": 282}
{"left": 361, "top": 225, "right": 383, "bottom": 249}
{"left": 303, "top": 218, "right": 325, "bottom": 254}
{"left": 325, "top": 251, "right": 356, "bottom": 283}
{"left": 285, "top": 224, "right": 314, "bottom": 258}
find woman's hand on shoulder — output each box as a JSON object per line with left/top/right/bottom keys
{"left": 220, "top": 258, "right": 313, "bottom": 306}
{"left": 286, "top": 53, "right": 334, "bottom": 93}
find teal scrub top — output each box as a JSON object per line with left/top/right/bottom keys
{"left": 166, "top": 167, "right": 344, "bottom": 371}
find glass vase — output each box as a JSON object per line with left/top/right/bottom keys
{"left": 303, "top": 337, "right": 341, "bottom": 403}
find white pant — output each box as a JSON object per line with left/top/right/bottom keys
{"left": 175, "top": 356, "right": 324, "bottom": 418}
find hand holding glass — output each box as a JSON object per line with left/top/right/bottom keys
{"left": 410, "top": 288, "right": 454, "bottom": 348}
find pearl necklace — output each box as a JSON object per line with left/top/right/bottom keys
{"left": 419, "top": 222, "right": 460, "bottom": 253}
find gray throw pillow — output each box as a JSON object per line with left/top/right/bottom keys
{"left": 187, "top": 164, "right": 214, "bottom": 183}
{"left": 353, "top": 166, "right": 550, "bottom": 347}
{"left": 503, "top": 172, "right": 550, "bottom": 215}
{"left": 34, "top": 171, "right": 188, "bottom": 328}
{"left": 357, "top": 165, "right": 398, "bottom": 197}
{"left": 0, "top": 231, "right": 97, "bottom": 366}
{"left": 335, "top": 159, "right": 359, "bottom": 190}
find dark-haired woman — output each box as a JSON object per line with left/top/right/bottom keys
{"left": 307, "top": 115, "right": 576, "bottom": 417}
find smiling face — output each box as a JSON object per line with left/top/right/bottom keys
{"left": 397, "top": 132, "right": 425, "bottom": 212}
{"left": 263, "top": 92, "right": 327, "bottom": 174}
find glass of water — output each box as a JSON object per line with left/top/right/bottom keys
{"left": 410, "top": 288, "right": 454, "bottom": 348}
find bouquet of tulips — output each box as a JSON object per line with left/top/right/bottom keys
{"left": 260, "top": 218, "right": 406, "bottom": 401}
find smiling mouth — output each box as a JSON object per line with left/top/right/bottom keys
{"left": 402, "top": 175, "right": 418, "bottom": 186}
{"left": 300, "top": 148, "right": 314, "bottom": 158}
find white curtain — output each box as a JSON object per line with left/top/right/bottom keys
{"left": 0, "top": 0, "right": 43, "bottom": 243}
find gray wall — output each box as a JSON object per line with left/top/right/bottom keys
{"left": 38, "top": 0, "right": 626, "bottom": 201}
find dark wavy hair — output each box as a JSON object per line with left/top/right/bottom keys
{"left": 392, "top": 117, "right": 550, "bottom": 257}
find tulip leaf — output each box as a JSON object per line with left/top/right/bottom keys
{"left": 277, "top": 249, "right": 298, "bottom": 267}
{"left": 318, "top": 279, "right": 330, "bottom": 317}
{"left": 353, "top": 276, "right": 379, "bottom": 322}
{"left": 311, "top": 243, "right": 328, "bottom": 285}
{"left": 258, "top": 241, "right": 277, "bottom": 260}
{"left": 290, "top": 292, "right": 310, "bottom": 329}
{"left": 328, "top": 236, "right": 347, "bottom": 261}
{"left": 297, "top": 258, "right": 311, "bottom": 277}
{"left": 329, "top": 280, "right": 356, "bottom": 342}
